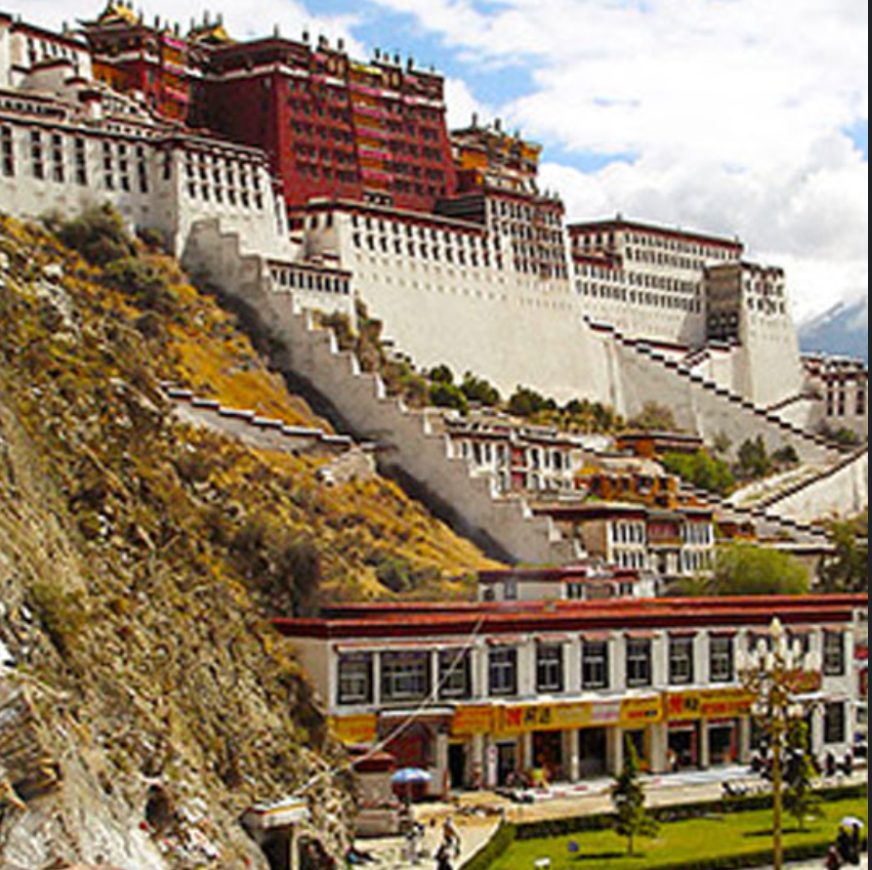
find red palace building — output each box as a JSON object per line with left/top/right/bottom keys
{"left": 82, "top": 3, "right": 458, "bottom": 212}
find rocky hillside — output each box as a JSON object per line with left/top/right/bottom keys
{"left": 0, "top": 213, "right": 497, "bottom": 868}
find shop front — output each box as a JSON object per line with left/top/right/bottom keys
{"left": 708, "top": 719, "right": 739, "bottom": 767}
{"left": 668, "top": 721, "right": 700, "bottom": 771}
{"left": 666, "top": 688, "right": 753, "bottom": 770}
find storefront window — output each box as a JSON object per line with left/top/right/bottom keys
{"left": 582, "top": 640, "right": 610, "bottom": 690}
{"left": 669, "top": 636, "right": 695, "bottom": 686}
{"left": 626, "top": 638, "right": 653, "bottom": 688}
{"left": 381, "top": 651, "right": 431, "bottom": 703}
{"left": 824, "top": 701, "right": 847, "bottom": 745}
{"left": 710, "top": 636, "right": 734, "bottom": 684}
{"left": 537, "top": 644, "right": 565, "bottom": 694}
{"left": 439, "top": 649, "right": 472, "bottom": 700}
{"left": 489, "top": 646, "right": 518, "bottom": 697}
{"left": 823, "top": 631, "right": 846, "bottom": 677}
{"left": 337, "top": 653, "right": 374, "bottom": 706}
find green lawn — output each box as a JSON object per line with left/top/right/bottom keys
{"left": 491, "top": 796, "right": 867, "bottom": 870}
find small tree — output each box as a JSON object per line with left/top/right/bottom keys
{"left": 738, "top": 436, "right": 773, "bottom": 480}
{"left": 460, "top": 372, "right": 501, "bottom": 407}
{"left": 629, "top": 401, "right": 680, "bottom": 433}
{"left": 713, "top": 545, "right": 809, "bottom": 596}
{"left": 429, "top": 382, "right": 469, "bottom": 414}
{"left": 819, "top": 512, "right": 868, "bottom": 593}
{"left": 428, "top": 364, "right": 456, "bottom": 385}
{"left": 784, "top": 721, "right": 822, "bottom": 832}
{"left": 611, "top": 737, "right": 659, "bottom": 856}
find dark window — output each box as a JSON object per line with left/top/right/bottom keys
{"left": 0, "top": 126, "right": 14, "bottom": 177}
{"left": 710, "top": 636, "right": 735, "bottom": 684}
{"left": 669, "top": 636, "right": 695, "bottom": 686}
{"left": 582, "top": 640, "right": 610, "bottom": 690}
{"left": 439, "top": 650, "right": 472, "bottom": 701}
{"left": 337, "top": 653, "right": 373, "bottom": 706}
{"left": 489, "top": 647, "right": 518, "bottom": 697}
{"left": 381, "top": 651, "right": 431, "bottom": 703}
{"left": 824, "top": 701, "right": 847, "bottom": 745}
{"left": 823, "top": 631, "right": 846, "bottom": 677}
{"left": 537, "top": 644, "right": 565, "bottom": 694}
{"left": 626, "top": 638, "right": 653, "bottom": 688}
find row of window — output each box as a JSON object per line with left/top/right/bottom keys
{"left": 337, "top": 636, "right": 734, "bottom": 706}
{"left": 270, "top": 265, "right": 350, "bottom": 295}
{"left": 827, "top": 387, "right": 867, "bottom": 419}
{"left": 575, "top": 231, "right": 736, "bottom": 261}
{"left": 337, "top": 631, "right": 849, "bottom": 707}
{"left": 579, "top": 282, "right": 704, "bottom": 314}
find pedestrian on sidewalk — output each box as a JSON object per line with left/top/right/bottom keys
{"left": 436, "top": 844, "right": 454, "bottom": 870}
{"left": 442, "top": 816, "right": 461, "bottom": 860}
{"left": 827, "top": 844, "right": 844, "bottom": 870}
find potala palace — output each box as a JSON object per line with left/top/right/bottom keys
{"left": 0, "top": 3, "right": 867, "bottom": 567}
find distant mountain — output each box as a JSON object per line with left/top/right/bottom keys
{"left": 800, "top": 298, "right": 868, "bottom": 363}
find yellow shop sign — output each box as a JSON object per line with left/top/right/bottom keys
{"left": 329, "top": 714, "right": 378, "bottom": 745}
{"left": 666, "top": 688, "right": 753, "bottom": 722}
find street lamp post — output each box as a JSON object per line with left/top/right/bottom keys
{"left": 736, "top": 618, "right": 822, "bottom": 870}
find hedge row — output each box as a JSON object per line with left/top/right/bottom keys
{"left": 659, "top": 840, "right": 868, "bottom": 870}
{"left": 513, "top": 783, "right": 866, "bottom": 841}
{"left": 460, "top": 822, "right": 518, "bottom": 870}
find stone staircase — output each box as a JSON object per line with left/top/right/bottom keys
{"left": 676, "top": 481, "right": 831, "bottom": 545}
{"left": 587, "top": 318, "right": 845, "bottom": 465}
{"left": 182, "top": 220, "right": 574, "bottom": 566}
{"left": 730, "top": 445, "right": 868, "bottom": 524}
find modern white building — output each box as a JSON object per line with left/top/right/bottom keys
{"left": 277, "top": 595, "right": 866, "bottom": 795}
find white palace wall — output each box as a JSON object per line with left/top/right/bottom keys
{"left": 735, "top": 308, "right": 804, "bottom": 408}
{"left": 0, "top": 99, "right": 290, "bottom": 258}
{"left": 303, "top": 209, "right": 618, "bottom": 406}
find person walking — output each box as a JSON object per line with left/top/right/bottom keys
{"left": 436, "top": 844, "right": 454, "bottom": 870}
{"left": 442, "top": 816, "right": 461, "bottom": 861}
{"left": 826, "top": 844, "right": 844, "bottom": 870}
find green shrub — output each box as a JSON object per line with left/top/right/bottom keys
{"left": 629, "top": 401, "right": 680, "bottom": 432}
{"left": 461, "top": 372, "right": 501, "bottom": 407}
{"left": 430, "top": 381, "right": 469, "bottom": 414}
{"left": 508, "top": 386, "right": 556, "bottom": 418}
{"left": 663, "top": 450, "right": 736, "bottom": 496}
{"left": 57, "top": 204, "right": 135, "bottom": 266}
{"left": 103, "top": 258, "right": 176, "bottom": 314}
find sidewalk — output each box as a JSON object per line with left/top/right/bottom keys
{"left": 354, "top": 813, "right": 500, "bottom": 869}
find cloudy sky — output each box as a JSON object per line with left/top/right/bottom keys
{"left": 10, "top": 0, "right": 869, "bottom": 324}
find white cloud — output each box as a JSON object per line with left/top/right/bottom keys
{"left": 444, "top": 77, "right": 491, "bottom": 129}
{"left": 367, "top": 0, "right": 869, "bottom": 323}
{"left": 6, "top": 0, "right": 363, "bottom": 53}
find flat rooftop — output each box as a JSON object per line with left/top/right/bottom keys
{"left": 274, "top": 594, "right": 867, "bottom": 641}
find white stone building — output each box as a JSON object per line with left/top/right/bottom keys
{"left": 278, "top": 594, "right": 866, "bottom": 794}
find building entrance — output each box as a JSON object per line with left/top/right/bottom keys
{"left": 497, "top": 742, "right": 518, "bottom": 787}
{"left": 578, "top": 728, "right": 608, "bottom": 778}
{"left": 669, "top": 724, "right": 700, "bottom": 771}
{"left": 448, "top": 743, "right": 467, "bottom": 790}
{"left": 709, "top": 721, "right": 738, "bottom": 767}
{"left": 533, "top": 731, "right": 564, "bottom": 782}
